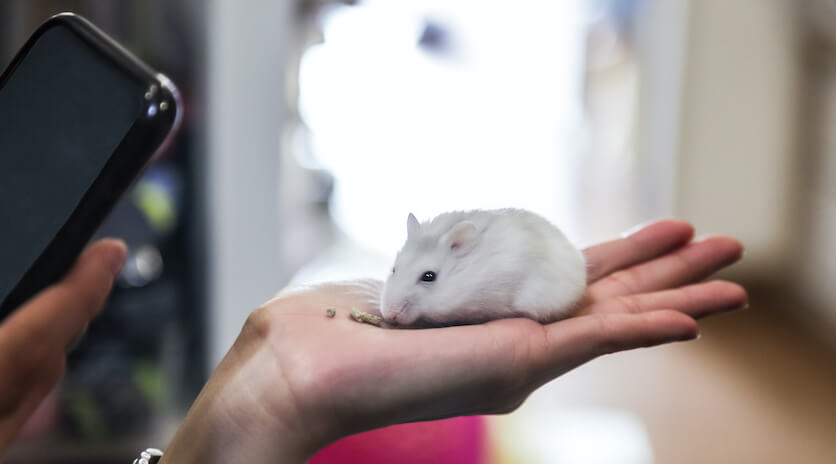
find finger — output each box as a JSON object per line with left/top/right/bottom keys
{"left": 586, "top": 236, "right": 743, "bottom": 301}
{"left": 584, "top": 220, "right": 694, "bottom": 283}
{"left": 532, "top": 310, "right": 699, "bottom": 380}
{"left": 0, "top": 240, "right": 124, "bottom": 419}
{"left": 579, "top": 280, "right": 748, "bottom": 319}
{"left": 0, "top": 239, "right": 126, "bottom": 356}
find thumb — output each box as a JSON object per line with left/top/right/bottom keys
{"left": 0, "top": 239, "right": 127, "bottom": 353}
{"left": 0, "top": 239, "right": 126, "bottom": 443}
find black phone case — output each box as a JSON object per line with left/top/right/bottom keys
{"left": 0, "top": 13, "right": 181, "bottom": 317}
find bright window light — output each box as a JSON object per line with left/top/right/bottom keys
{"left": 299, "top": 0, "right": 586, "bottom": 263}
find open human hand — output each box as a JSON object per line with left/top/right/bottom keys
{"left": 0, "top": 239, "right": 126, "bottom": 451}
{"left": 162, "top": 220, "right": 746, "bottom": 463}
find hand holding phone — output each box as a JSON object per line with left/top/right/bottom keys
{"left": 0, "top": 239, "right": 125, "bottom": 450}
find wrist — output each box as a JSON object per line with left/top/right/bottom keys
{"left": 160, "top": 329, "right": 321, "bottom": 463}
{"left": 160, "top": 403, "right": 312, "bottom": 464}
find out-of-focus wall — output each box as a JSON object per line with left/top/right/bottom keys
{"left": 795, "top": 0, "right": 836, "bottom": 333}
{"left": 205, "top": 0, "right": 291, "bottom": 367}
{"left": 675, "top": 0, "right": 802, "bottom": 283}
{"left": 675, "top": 0, "right": 836, "bottom": 341}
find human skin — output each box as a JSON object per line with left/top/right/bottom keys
{"left": 160, "top": 219, "right": 746, "bottom": 463}
{"left": 0, "top": 239, "right": 126, "bottom": 450}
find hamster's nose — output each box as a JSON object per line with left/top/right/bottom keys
{"left": 384, "top": 307, "right": 402, "bottom": 323}
{"left": 384, "top": 301, "right": 410, "bottom": 323}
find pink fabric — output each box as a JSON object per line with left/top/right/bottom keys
{"left": 310, "top": 416, "right": 486, "bottom": 464}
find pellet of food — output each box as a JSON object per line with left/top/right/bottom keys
{"left": 350, "top": 308, "right": 382, "bottom": 327}
{"left": 325, "top": 308, "right": 336, "bottom": 318}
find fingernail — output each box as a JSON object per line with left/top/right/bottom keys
{"left": 66, "top": 322, "right": 88, "bottom": 353}
{"left": 620, "top": 220, "right": 654, "bottom": 238}
{"left": 676, "top": 332, "right": 699, "bottom": 342}
{"left": 105, "top": 239, "right": 128, "bottom": 275}
{"left": 721, "top": 301, "right": 749, "bottom": 312}
{"left": 681, "top": 332, "right": 699, "bottom": 342}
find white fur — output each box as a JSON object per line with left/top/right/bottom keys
{"left": 380, "top": 208, "right": 586, "bottom": 326}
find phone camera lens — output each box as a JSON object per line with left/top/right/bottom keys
{"left": 144, "top": 84, "right": 159, "bottom": 101}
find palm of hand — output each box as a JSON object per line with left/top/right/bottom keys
{"left": 212, "top": 220, "right": 745, "bottom": 455}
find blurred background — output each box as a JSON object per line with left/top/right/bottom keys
{"left": 2, "top": 0, "right": 836, "bottom": 462}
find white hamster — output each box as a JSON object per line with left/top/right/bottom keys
{"left": 380, "top": 209, "right": 586, "bottom": 326}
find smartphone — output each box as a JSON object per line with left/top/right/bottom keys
{"left": 0, "top": 13, "right": 181, "bottom": 318}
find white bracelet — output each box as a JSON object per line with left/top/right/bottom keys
{"left": 132, "top": 447, "right": 163, "bottom": 464}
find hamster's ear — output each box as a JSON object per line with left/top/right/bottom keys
{"left": 443, "top": 221, "right": 478, "bottom": 256}
{"left": 407, "top": 213, "right": 422, "bottom": 239}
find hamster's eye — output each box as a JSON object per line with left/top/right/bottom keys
{"left": 420, "top": 271, "right": 436, "bottom": 283}
{"left": 391, "top": 267, "right": 396, "bottom": 274}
